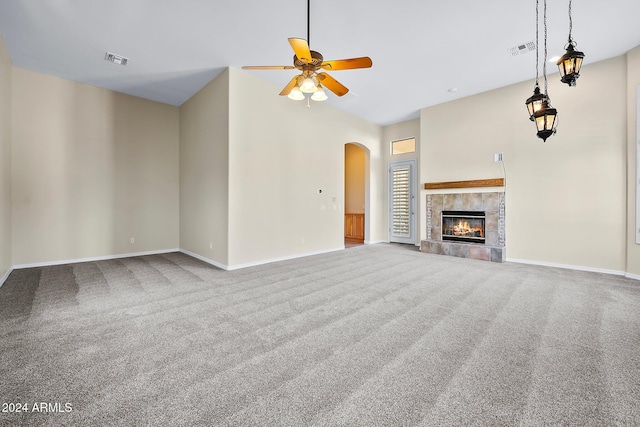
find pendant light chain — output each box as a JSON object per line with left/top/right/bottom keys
{"left": 543, "top": 0, "right": 548, "bottom": 95}
{"left": 535, "top": 0, "right": 539, "bottom": 86}
{"left": 568, "top": 0, "right": 573, "bottom": 42}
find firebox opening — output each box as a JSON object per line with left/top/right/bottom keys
{"left": 442, "top": 211, "right": 485, "bottom": 244}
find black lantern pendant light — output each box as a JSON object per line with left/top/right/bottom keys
{"left": 533, "top": 99, "right": 558, "bottom": 142}
{"left": 526, "top": 0, "right": 557, "bottom": 141}
{"left": 557, "top": 0, "right": 584, "bottom": 87}
{"left": 526, "top": 83, "right": 547, "bottom": 122}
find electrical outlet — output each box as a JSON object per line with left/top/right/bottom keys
{"left": 494, "top": 153, "right": 503, "bottom": 162}
{"left": 130, "top": 237, "right": 135, "bottom": 244}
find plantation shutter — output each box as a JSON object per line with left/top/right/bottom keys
{"left": 391, "top": 166, "right": 411, "bottom": 236}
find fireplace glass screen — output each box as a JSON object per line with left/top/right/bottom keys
{"left": 442, "top": 211, "right": 485, "bottom": 244}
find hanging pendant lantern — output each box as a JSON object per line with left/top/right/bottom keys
{"left": 525, "top": 84, "right": 549, "bottom": 121}
{"left": 557, "top": 0, "right": 584, "bottom": 87}
{"left": 557, "top": 41, "right": 584, "bottom": 87}
{"left": 532, "top": 99, "right": 557, "bottom": 142}
{"left": 525, "top": 0, "right": 557, "bottom": 141}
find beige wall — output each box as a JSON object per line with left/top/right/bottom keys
{"left": 383, "top": 119, "right": 420, "bottom": 243}
{"left": 227, "top": 68, "right": 383, "bottom": 267}
{"left": 11, "top": 68, "right": 179, "bottom": 265}
{"left": 345, "top": 143, "right": 366, "bottom": 214}
{"left": 3, "top": 45, "right": 637, "bottom": 277}
{"left": 383, "top": 119, "right": 420, "bottom": 163}
{"left": 0, "top": 36, "right": 11, "bottom": 281}
{"left": 7, "top": 62, "right": 383, "bottom": 271}
{"left": 179, "top": 69, "right": 230, "bottom": 266}
{"left": 421, "top": 56, "right": 627, "bottom": 272}
{"left": 627, "top": 46, "right": 640, "bottom": 277}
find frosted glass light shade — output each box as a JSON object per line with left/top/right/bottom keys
{"left": 300, "top": 77, "right": 317, "bottom": 93}
{"left": 288, "top": 86, "right": 305, "bottom": 100}
{"left": 311, "top": 86, "right": 327, "bottom": 101}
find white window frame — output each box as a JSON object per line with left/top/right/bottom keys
{"left": 391, "top": 137, "right": 416, "bottom": 156}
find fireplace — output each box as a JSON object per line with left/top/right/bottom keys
{"left": 423, "top": 192, "right": 505, "bottom": 262}
{"left": 442, "top": 211, "right": 485, "bottom": 244}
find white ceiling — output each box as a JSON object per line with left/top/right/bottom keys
{"left": 1, "top": 0, "right": 639, "bottom": 126}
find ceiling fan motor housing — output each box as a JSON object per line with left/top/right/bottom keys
{"left": 294, "top": 51, "right": 324, "bottom": 68}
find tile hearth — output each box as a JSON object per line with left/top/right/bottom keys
{"left": 421, "top": 192, "right": 505, "bottom": 262}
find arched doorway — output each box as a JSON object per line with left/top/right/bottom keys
{"left": 344, "top": 143, "right": 369, "bottom": 248}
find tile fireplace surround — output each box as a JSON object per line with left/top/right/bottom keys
{"left": 421, "top": 192, "right": 506, "bottom": 262}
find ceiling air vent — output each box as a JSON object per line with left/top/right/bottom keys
{"left": 509, "top": 41, "right": 536, "bottom": 57}
{"left": 104, "top": 51, "right": 128, "bottom": 66}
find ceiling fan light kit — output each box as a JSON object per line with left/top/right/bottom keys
{"left": 242, "top": 0, "right": 372, "bottom": 104}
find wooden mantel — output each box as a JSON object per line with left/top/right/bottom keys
{"left": 424, "top": 178, "right": 505, "bottom": 190}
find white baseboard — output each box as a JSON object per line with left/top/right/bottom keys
{"left": 178, "top": 249, "right": 229, "bottom": 271}
{"left": 179, "top": 247, "right": 346, "bottom": 271}
{"left": 11, "top": 248, "right": 180, "bottom": 270}
{"left": 365, "top": 240, "right": 388, "bottom": 245}
{"left": 626, "top": 272, "right": 640, "bottom": 281}
{"left": 224, "top": 247, "right": 345, "bottom": 271}
{"left": 506, "top": 257, "right": 628, "bottom": 277}
{"left": 0, "top": 266, "right": 14, "bottom": 289}
{"left": 3, "top": 246, "right": 345, "bottom": 281}
{"left": 4, "top": 248, "right": 638, "bottom": 282}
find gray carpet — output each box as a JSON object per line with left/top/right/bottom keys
{"left": 0, "top": 243, "right": 639, "bottom": 426}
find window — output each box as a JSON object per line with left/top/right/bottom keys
{"left": 391, "top": 137, "right": 416, "bottom": 155}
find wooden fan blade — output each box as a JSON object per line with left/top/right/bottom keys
{"left": 316, "top": 72, "right": 349, "bottom": 97}
{"left": 288, "top": 38, "right": 312, "bottom": 63}
{"left": 321, "top": 57, "right": 372, "bottom": 70}
{"left": 279, "top": 76, "right": 299, "bottom": 96}
{"left": 242, "top": 65, "right": 295, "bottom": 70}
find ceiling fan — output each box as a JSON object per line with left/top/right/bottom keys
{"left": 241, "top": 0, "right": 372, "bottom": 101}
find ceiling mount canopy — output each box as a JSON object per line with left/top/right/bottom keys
{"left": 242, "top": 0, "right": 372, "bottom": 102}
